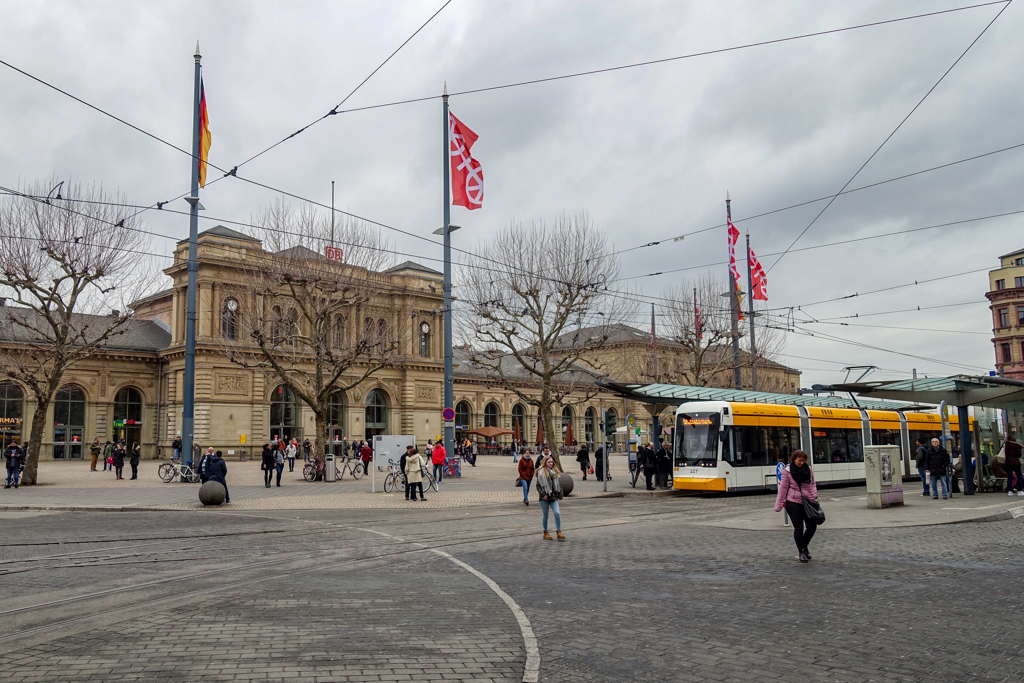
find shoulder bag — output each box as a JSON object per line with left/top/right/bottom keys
{"left": 798, "top": 480, "right": 826, "bottom": 525}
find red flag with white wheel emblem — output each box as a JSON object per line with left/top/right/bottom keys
{"left": 449, "top": 111, "right": 484, "bottom": 210}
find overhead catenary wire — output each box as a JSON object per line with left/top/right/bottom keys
{"left": 765, "top": 0, "right": 1012, "bottom": 273}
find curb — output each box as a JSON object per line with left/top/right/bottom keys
{"left": 0, "top": 505, "right": 157, "bottom": 513}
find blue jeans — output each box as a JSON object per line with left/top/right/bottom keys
{"left": 540, "top": 499, "right": 561, "bottom": 532}
{"left": 521, "top": 479, "right": 531, "bottom": 501}
{"left": 275, "top": 463, "right": 284, "bottom": 486}
{"left": 173, "top": 448, "right": 180, "bottom": 460}
{"left": 6, "top": 466, "right": 19, "bottom": 486}
{"left": 287, "top": 457, "right": 295, "bottom": 472}
{"left": 433, "top": 463, "right": 443, "bottom": 484}
{"left": 917, "top": 466, "right": 929, "bottom": 494}
{"left": 930, "top": 472, "right": 948, "bottom": 498}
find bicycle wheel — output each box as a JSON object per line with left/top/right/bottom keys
{"left": 185, "top": 469, "right": 201, "bottom": 484}
{"left": 383, "top": 472, "right": 396, "bottom": 493}
{"left": 303, "top": 464, "right": 317, "bottom": 482}
{"left": 351, "top": 462, "right": 364, "bottom": 480}
{"left": 158, "top": 462, "right": 175, "bottom": 483}
{"left": 424, "top": 472, "right": 438, "bottom": 493}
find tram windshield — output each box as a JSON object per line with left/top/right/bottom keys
{"left": 675, "top": 412, "right": 720, "bottom": 466}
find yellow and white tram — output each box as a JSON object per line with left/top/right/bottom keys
{"left": 672, "top": 401, "right": 975, "bottom": 492}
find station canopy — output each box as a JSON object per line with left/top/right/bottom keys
{"left": 830, "top": 375, "right": 1024, "bottom": 410}
{"left": 600, "top": 382, "right": 915, "bottom": 411}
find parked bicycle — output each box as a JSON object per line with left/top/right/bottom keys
{"left": 337, "top": 455, "right": 365, "bottom": 480}
{"left": 158, "top": 459, "right": 201, "bottom": 483}
{"left": 383, "top": 458, "right": 438, "bottom": 493}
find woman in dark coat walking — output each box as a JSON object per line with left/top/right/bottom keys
{"left": 575, "top": 446, "right": 591, "bottom": 480}
{"left": 129, "top": 443, "right": 141, "bottom": 480}
{"left": 774, "top": 450, "right": 819, "bottom": 563}
{"left": 261, "top": 443, "right": 275, "bottom": 488}
{"left": 112, "top": 442, "right": 126, "bottom": 480}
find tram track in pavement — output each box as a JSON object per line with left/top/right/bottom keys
{"left": 0, "top": 503, "right": 709, "bottom": 645}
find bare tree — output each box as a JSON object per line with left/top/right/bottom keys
{"left": 661, "top": 274, "right": 786, "bottom": 389}
{"left": 221, "top": 201, "right": 398, "bottom": 461}
{"left": 458, "top": 212, "right": 634, "bottom": 469}
{"left": 0, "top": 180, "right": 154, "bottom": 485}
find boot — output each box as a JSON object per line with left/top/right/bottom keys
{"left": 542, "top": 531, "right": 553, "bottom": 540}
{"left": 556, "top": 531, "right": 566, "bottom": 541}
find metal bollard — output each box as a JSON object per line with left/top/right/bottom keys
{"left": 783, "top": 508, "right": 789, "bottom": 526}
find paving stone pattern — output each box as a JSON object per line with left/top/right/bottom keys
{"left": 1, "top": 498, "right": 1022, "bottom": 681}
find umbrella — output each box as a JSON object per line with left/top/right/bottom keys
{"left": 513, "top": 419, "right": 522, "bottom": 444}
{"left": 564, "top": 418, "right": 574, "bottom": 447}
{"left": 464, "top": 426, "right": 513, "bottom": 439}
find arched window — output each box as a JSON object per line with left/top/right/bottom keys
{"left": 221, "top": 297, "right": 239, "bottom": 339}
{"left": 455, "top": 401, "right": 472, "bottom": 442}
{"left": 112, "top": 387, "right": 143, "bottom": 449}
{"left": 363, "top": 316, "right": 374, "bottom": 343}
{"left": 365, "top": 389, "right": 388, "bottom": 438}
{"left": 328, "top": 391, "right": 345, "bottom": 455}
{"left": 53, "top": 385, "right": 86, "bottom": 459}
{"left": 285, "top": 308, "right": 299, "bottom": 346}
{"left": 484, "top": 402, "right": 500, "bottom": 428}
{"left": 561, "top": 406, "right": 575, "bottom": 445}
{"left": 270, "top": 385, "right": 300, "bottom": 443}
{"left": 377, "top": 318, "right": 388, "bottom": 350}
{"left": 332, "top": 314, "right": 345, "bottom": 348}
{"left": 585, "top": 407, "right": 596, "bottom": 448}
{"left": 271, "top": 306, "right": 283, "bottom": 344}
{"left": 0, "top": 382, "right": 25, "bottom": 448}
{"left": 512, "top": 404, "right": 526, "bottom": 442}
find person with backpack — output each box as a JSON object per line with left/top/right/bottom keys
{"left": 914, "top": 438, "right": 929, "bottom": 496}
{"left": 535, "top": 455, "right": 565, "bottom": 540}
{"left": 927, "top": 437, "right": 951, "bottom": 500}
{"left": 774, "top": 450, "right": 819, "bottom": 563}
{"left": 517, "top": 450, "right": 535, "bottom": 505}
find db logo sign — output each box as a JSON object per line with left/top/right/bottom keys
{"left": 324, "top": 246, "right": 344, "bottom": 263}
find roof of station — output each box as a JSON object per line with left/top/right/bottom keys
{"left": 600, "top": 382, "right": 913, "bottom": 411}
{"left": 831, "top": 375, "right": 1024, "bottom": 409}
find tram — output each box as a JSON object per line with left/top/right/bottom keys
{"left": 672, "top": 400, "right": 976, "bottom": 492}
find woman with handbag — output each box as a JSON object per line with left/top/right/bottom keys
{"left": 535, "top": 455, "right": 566, "bottom": 541}
{"left": 774, "top": 450, "right": 820, "bottom": 563}
{"left": 260, "top": 443, "right": 275, "bottom": 488}
{"left": 575, "top": 445, "right": 590, "bottom": 481}
{"left": 517, "top": 450, "right": 535, "bottom": 506}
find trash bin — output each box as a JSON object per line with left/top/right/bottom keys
{"left": 325, "top": 454, "right": 336, "bottom": 482}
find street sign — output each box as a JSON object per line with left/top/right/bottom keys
{"left": 776, "top": 461, "right": 785, "bottom": 484}
{"left": 635, "top": 427, "right": 641, "bottom": 437}
{"left": 442, "top": 407, "right": 455, "bottom": 422}
{"left": 444, "top": 421, "right": 455, "bottom": 429}
{"left": 626, "top": 414, "right": 636, "bottom": 428}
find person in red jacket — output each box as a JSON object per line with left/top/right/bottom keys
{"left": 359, "top": 441, "right": 372, "bottom": 475}
{"left": 517, "top": 450, "right": 535, "bottom": 505}
{"left": 430, "top": 440, "right": 447, "bottom": 489}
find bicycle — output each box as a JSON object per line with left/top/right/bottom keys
{"left": 383, "top": 459, "right": 438, "bottom": 494}
{"left": 158, "top": 459, "right": 201, "bottom": 483}
{"left": 337, "top": 455, "right": 365, "bottom": 480}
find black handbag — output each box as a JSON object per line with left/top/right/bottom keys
{"left": 515, "top": 477, "right": 521, "bottom": 487}
{"left": 798, "top": 481, "right": 826, "bottom": 525}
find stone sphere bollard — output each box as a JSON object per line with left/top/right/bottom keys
{"left": 559, "top": 472, "right": 575, "bottom": 497}
{"left": 199, "top": 480, "right": 226, "bottom": 506}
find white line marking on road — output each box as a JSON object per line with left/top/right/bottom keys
{"left": 356, "top": 526, "right": 540, "bottom": 683}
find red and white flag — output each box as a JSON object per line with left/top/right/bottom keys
{"left": 749, "top": 246, "right": 768, "bottom": 301}
{"left": 449, "top": 112, "right": 484, "bottom": 210}
{"left": 727, "top": 220, "right": 744, "bottom": 320}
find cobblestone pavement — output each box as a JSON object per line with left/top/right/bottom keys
{"left": 1, "top": 497, "right": 1022, "bottom": 682}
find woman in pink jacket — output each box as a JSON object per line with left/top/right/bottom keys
{"left": 774, "top": 450, "right": 819, "bottom": 563}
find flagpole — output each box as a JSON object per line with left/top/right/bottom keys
{"left": 745, "top": 231, "right": 758, "bottom": 391}
{"left": 727, "top": 193, "right": 741, "bottom": 388}
{"left": 181, "top": 42, "right": 203, "bottom": 466}
{"left": 442, "top": 85, "right": 455, "bottom": 463}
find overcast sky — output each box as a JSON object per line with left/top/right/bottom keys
{"left": 1, "top": 0, "right": 1020, "bottom": 387}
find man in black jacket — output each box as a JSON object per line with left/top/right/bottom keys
{"left": 4, "top": 442, "right": 24, "bottom": 489}
{"left": 655, "top": 439, "right": 671, "bottom": 489}
{"left": 914, "top": 438, "right": 929, "bottom": 496}
{"left": 927, "top": 438, "right": 950, "bottom": 499}
{"left": 640, "top": 444, "right": 657, "bottom": 490}
{"left": 206, "top": 450, "right": 230, "bottom": 504}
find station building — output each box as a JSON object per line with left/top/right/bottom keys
{"left": 0, "top": 226, "right": 800, "bottom": 460}
{"left": 988, "top": 247, "right": 1024, "bottom": 380}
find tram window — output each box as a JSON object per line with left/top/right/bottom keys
{"left": 811, "top": 428, "right": 863, "bottom": 463}
{"left": 871, "top": 429, "right": 901, "bottom": 446}
{"left": 765, "top": 427, "right": 799, "bottom": 465}
{"left": 675, "top": 412, "right": 720, "bottom": 466}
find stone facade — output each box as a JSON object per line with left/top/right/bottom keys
{"left": 987, "top": 247, "right": 1024, "bottom": 380}
{"left": 0, "top": 226, "right": 803, "bottom": 459}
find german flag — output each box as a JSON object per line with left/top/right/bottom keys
{"left": 198, "top": 79, "right": 212, "bottom": 187}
